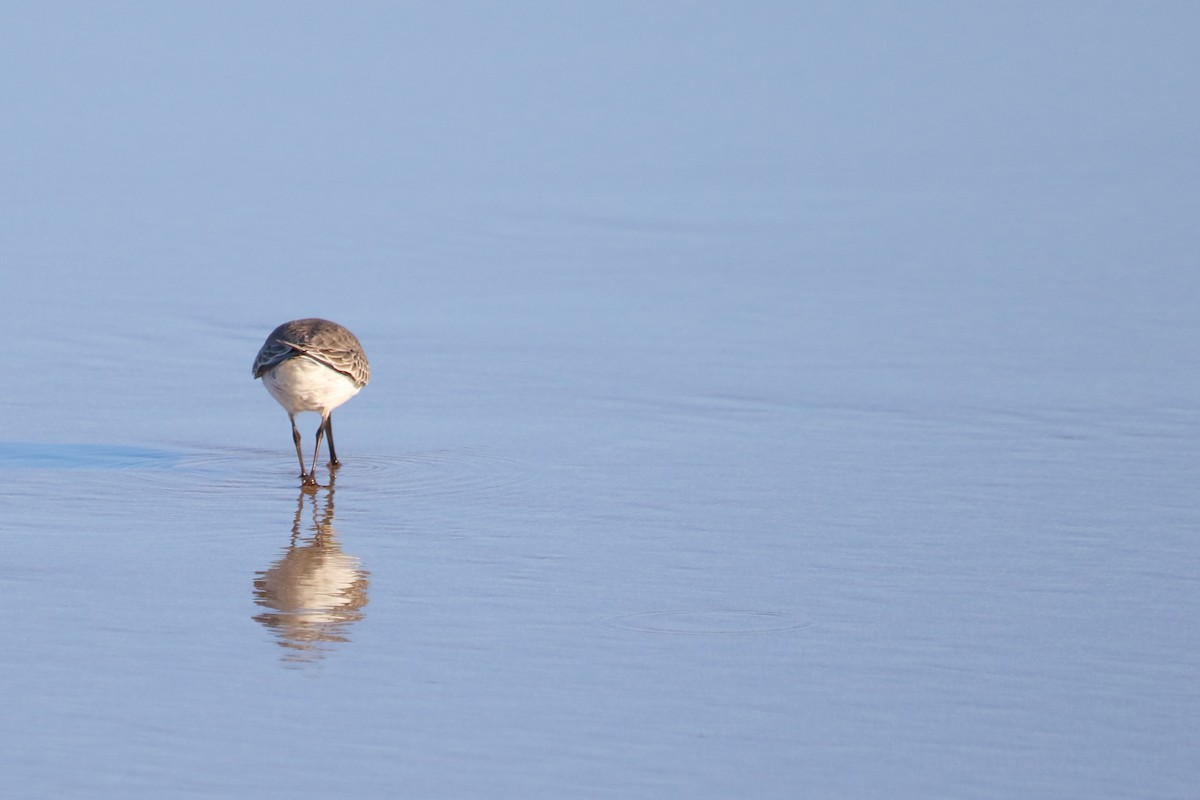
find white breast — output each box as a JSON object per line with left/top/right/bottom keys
{"left": 263, "top": 356, "right": 362, "bottom": 415}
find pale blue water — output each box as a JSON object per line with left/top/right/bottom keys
{"left": 2, "top": 3, "right": 1198, "bottom": 799}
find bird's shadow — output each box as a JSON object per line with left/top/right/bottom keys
{"left": 251, "top": 473, "right": 370, "bottom": 664}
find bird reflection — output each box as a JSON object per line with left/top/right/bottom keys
{"left": 253, "top": 474, "right": 369, "bottom": 663}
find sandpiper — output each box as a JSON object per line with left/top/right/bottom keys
{"left": 252, "top": 318, "right": 370, "bottom": 486}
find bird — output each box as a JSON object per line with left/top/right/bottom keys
{"left": 252, "top": 318, "right": 370, "bottom": 486}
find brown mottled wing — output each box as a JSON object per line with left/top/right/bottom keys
{"left": 280, "top": 337, "right": 371, "bottom": 388}
{"left": 251, "top": 335, "right": 296, "bottom": 379}
{"left": 251, "top": 318, "right": 370, "bottom": 387}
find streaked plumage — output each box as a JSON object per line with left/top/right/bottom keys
{"left": 252, "top": 318, "right": 370, "bottom": 388}
{"left": 252, "top": 318, "right": 370, "bottom": 486}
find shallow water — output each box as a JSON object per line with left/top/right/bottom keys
{"left": 3, "top": 4, "right": 1199, "bottom": 799}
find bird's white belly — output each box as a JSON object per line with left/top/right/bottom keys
{"left": 263, "top": 357, "right": 361, "bottom": 415}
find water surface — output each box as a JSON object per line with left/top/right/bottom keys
{"left": 1, "top": 4, "right": 1198, "bottom": 799}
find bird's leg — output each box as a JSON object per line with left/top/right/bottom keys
{"left": 324, "top": 414, "right": 340, "bottom": 468}
{"left": 308, "top": 417, "right": 327, "bottom": 486}
{"left": 289, "top": 413, "right": 308, "bottom": 482}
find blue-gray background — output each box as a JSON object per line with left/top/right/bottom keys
{"left": 2, "top": 3, "right": 1197, "bottom": 798}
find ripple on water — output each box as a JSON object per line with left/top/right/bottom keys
{"left": 124, "top": 446, "right": 529, "bottom": 499}
{"left": 607, "top": 610, "right": 816, "bottom": 636}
